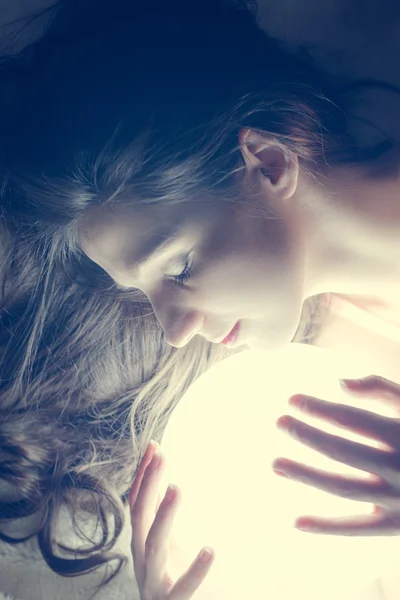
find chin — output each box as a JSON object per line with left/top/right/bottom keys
{"left": 249, "top": 338, "right": 288, "bottom": 351}
{"left": 248, "top": 319, "right": 300, "bottom": 350}
{"left": 245, "top": 334, "right": 288, "bottom": 351}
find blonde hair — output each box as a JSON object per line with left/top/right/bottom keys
{"left": 0, "top": 209, "right": 329, "bottom": 583}
{"left": 0, "top": 0, "right": 385, "bottom": 588}
{"left": 0, "top": 218, "right": 244, "bottom": 582}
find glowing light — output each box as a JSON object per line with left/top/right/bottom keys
{"left": 160, "top": 344, "right": 400, "bottom": 599}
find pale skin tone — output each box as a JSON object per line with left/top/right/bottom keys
{"left": 80, "top": 130, "right": 400, "bottom": 350}
{"left": 81, "top": 131, "right": 400, "bottom": 594}
{"left": 128, "top": 440, "right": 215, "bottom": 600}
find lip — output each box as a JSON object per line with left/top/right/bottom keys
{"left": 221, "top": 321, "right": 241, "bottom": 347}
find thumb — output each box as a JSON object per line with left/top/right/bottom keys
{"left": 340, "top": 376, "right": 400, "bottom": 405}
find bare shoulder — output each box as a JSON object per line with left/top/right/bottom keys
{"left": 312, "top": 298, "right": 400, "bottom": 384}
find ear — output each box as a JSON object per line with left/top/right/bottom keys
{"left": 239, "top": 128, "right": 299, "bottom": 201}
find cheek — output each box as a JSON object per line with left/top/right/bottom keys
{"left": 259, "top": 255, "right": 305, "bottom": 346}
{"left": 262, "top": 215, "right": 305, "bottom": 294}
{"left": 247, "top": 224, "right": 305, "bottom": 336}
{"left": 195, "top": 213, "right": 304, "bottom": 311}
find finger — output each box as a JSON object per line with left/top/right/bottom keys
{"left": 130, "top": 448, "right": 165, "bottom": 589}
{"left": 144, "top": 484, "right": 180, "bottom": 590}
{"left": 294, "top": 510, "right": 400, "bottom": 536}
{"left": 128, "top": 440, "right": 158, "bottom": 509}
{"left": 289, "top": 395, "right": 400, "bottom": 450}
{"left": 272, "top": 458, "right": 392, "bottom": 503}
{"left": 341, "top": 376, "right": 400, "bottom": 405}
{"left": 167, "top": 547, "right": 215, "bottom": 600}
{"left": 276, "top": 415, "right": 396, "bottom": 477}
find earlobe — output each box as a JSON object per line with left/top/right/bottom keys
{"left": 239, "top": 128, "right": 299, "bottom": 201}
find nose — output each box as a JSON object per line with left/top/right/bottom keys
{"left": 160, "top": 310, "right": 205, "bottom": 348}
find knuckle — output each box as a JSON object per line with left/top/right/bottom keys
{"left": 141, "top": 580, "right": 153, "bottom": 600}
{"left": 338, "top": 482, "right": 358, "bottom": 499}
{"left": 365, "top": 375, "right": 400, "bottom": 398}
{"left": 130, "top": 505, "right": 143, "bottom": 524}
{"left": 176, "top": 580, "right": 192, "bottom": 595}
{"left": 145, "top": 537, "right": 158, "bottom": 558}
{"left": 331, "top": 410, "right": 347, "bottom": 427}
{"left": 372, "top": 375, "right": 393, "bottom": 389}
{"left": 359, "top": 374, "right": 381, "bottom": 386}
{"left": 375, "top": 375, "right": 386, "bottom": 387}
{"left": 364, "top": 374, "right": 381, "bottom": 387}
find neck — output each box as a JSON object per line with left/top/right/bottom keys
{"left": 299, "top": 146, "right": 400, "bottom": 305}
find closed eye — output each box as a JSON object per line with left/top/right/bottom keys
{"left": 172, "top": 255, "right": 193, "bottom": 286}
{"left": 114, "top": 252, "right": 194, "bottom": 290}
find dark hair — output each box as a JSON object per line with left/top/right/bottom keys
{"left": 0, "top": 0, "right": 393, "bottom": 589}
{"left": 0, "top": 213, "right": 241, "bottom": 589}
{"left": 0, "top": 0, "right": 391, "bottom": 326}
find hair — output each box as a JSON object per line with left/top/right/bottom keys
{"left": 0, "top": 0, "right": 394, "bottom": 590}
{"left": 0, "top": 216, "right": 243, "bottom": 589}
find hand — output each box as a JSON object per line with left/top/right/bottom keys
{"left": 128, "top": 440, "right": 215, "bottom": 599}
{"left": 272, "top": 375, "right": 400, "bottom": 536}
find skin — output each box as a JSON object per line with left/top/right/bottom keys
{"left": 127, "top": 377, "right": 400, "bottom": 600}
{"left": 81, "top": 129, "right": 400, "bottom": 562}
{"left": 129, "top": 440, "right": 215, "bottom": 599}
{"left": 274, "top": 376, "right": 400, "bottom": 536}
{"left": 79, "top": 128, "right": 400, "bottom": 351}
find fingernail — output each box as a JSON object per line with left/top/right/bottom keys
{"left": 148, "top": 439, "right": 158, "bottom": 453}
{"left": 165, "top": 483, "right": 176, "bottom": 503}
{"left": 340, "top": 379, "right": 363, "bottom": 390}
{"left": 289, "top": 395, "right": 306, "bottom": 408}
{"left": 276, "top": 416, "right": 291, "bottom": 429}
{"left": 200, "top": 547, "right": 213, "bottom": 562}
{"left": 295, "top": 520, "right": 311, "bottom": 531}
{"left": 152, "top": 449, "right": 162, "bottom": 468}
{"left": 273, "top": 469, "right": 288, "bottom": 478}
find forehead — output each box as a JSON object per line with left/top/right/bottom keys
{"left": 111, "top": 196, "right": 225, "bottom": 238}
{"left": 79, "top": 197, "right": 222, "bottom": 263}
{"left": 132, "top": 197, "right": 220, "bottom": 223}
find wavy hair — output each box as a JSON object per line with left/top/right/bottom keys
{"left": 0, "top": 217, "right": 243, "bottom": 587}
{"left": 0, "top": 0, "right": 393, "bottom": 589}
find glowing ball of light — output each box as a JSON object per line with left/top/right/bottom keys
{"left": 159, "top": 344, "right": 400, "bottom": 599}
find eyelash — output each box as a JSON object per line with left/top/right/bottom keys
{"left": 173, "top": 257, "right": 193, "bottom": 286}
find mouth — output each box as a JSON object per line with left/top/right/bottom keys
{"left": 221, "top": 321, "right": 241, "bottom": 347}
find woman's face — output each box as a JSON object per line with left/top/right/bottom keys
{"left": 79, "top": 187, "right": 306, "bottom": 351}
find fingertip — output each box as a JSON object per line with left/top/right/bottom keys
{"left": 294, "top": 518, "right": 316, "bottom": 532}
{"left": 276, "top": 415, "right": 292, "bottom": 429}
{"left": 339, "top": 379, "right": 364, "bottom": 391}
{"left": 288, "top": 395, "right": 306, "bottom": 408}
{"left": 148, "top": 439, "right": 159, "bottom": 454}
{"left": 199, "top": 546, "right": 214, "bottom": 562}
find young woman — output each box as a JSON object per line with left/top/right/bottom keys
{"left": 2, "top": 0, "right": 400, "bottom": 598}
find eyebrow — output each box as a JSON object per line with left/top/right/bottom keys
{"left": 114, "top": 234, "right": 180, "bottom": 291}
{"left": 136, "top": 231, "right": 179, "bottom": 268}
